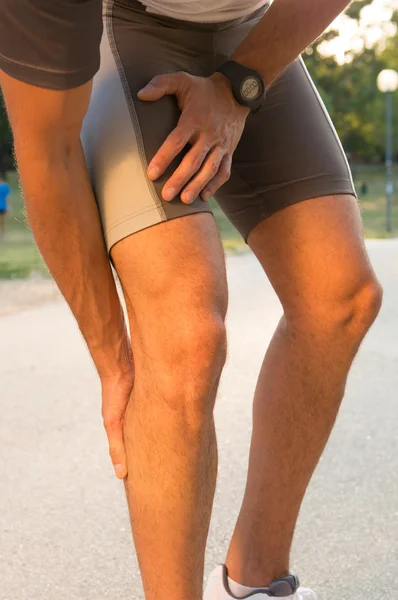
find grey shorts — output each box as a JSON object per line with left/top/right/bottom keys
{"left": 0, "top": 0, "right": 356, "bottom": 252}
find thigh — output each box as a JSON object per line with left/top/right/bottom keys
{"left": 81, "top": 0, "right": 216, "bottom": 254}
{"left": 111, "top": 213, "right": 228, "bottom": 365}
{"left": 248, "top": 194, "right": 375, "bottom": 318}
{"left": 214, "top": 57, "right": 356, "bottom": 241}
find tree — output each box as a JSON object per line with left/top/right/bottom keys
{"left": 304, "top": 0, "right": 398, "bottom": 161}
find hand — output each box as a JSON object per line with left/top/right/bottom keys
{"left": 101, "top": 369, "right": 134, "bottom": 479}
{"left": 137, "top": 72, "right": 249, "bottom": 203}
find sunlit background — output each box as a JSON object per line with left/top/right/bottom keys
{"left": 322, "top": 0, "right": 398, "bottom": 63}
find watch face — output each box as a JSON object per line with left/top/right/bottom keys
{"left": 240, "top": 76, "right": 262, "bottom": 101}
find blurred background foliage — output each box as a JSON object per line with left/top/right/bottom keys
{"left": 304, "top": 0, "right": 398, "bottom": 161}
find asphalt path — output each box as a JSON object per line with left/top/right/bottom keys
{"left": 1, "top": 240, "right": 397, "bottom": 600}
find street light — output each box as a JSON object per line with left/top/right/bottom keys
{"left": 377, "top": 69, "right": 398, "bottom": 233}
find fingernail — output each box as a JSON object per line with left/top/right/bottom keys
{"left": 114, "top": 464, "right": 125, "bottom": 479}
{"left": 202, "top": 190, "right": 211, "bottom": 201}
{"left": 184, "top": 191, "right": 194, "bottom": 204}
{"left": 148, "top": 166, "right": 160, "bottom": 180}
{"left": 163, "top": 187, "right": 176, "bottom": 201}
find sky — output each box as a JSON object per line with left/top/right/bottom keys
{"left": 320, "top": 0, "right": 398, "bottom": 63}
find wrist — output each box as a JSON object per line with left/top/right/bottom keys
{"left": 212, "top": 61, "right": 267, "bottom": 113}
{"left": 85, "top": 323, "right": 133, "bottom": 380}
{"left": 209, "top": 72, "right": 250, "bottom": 117}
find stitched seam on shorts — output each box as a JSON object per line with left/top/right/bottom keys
{"left": 0, "top": 51, "right": 91, "bottom": 76}
{"left": 105, "top": 0, "right": 167, "bottom": 221}
{"left": 105, "top": 205, "right": 162, "bottom": 236}
{"left": 106, "top": 203, "right": 164, "bottom": 230}
{"left": 260, "top": 175, "right": 354, "bottom": 193}
{"left": 299, "top": 58, "right": 355, "bottom": 190}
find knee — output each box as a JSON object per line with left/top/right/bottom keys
{"left": 333, "top": 276, "right": 383, "bottom": 339}
{"left": 288, "top": 274, "right": 383, "bottom": 343}
{"left": 135, "top": 313, "right": 227, "bottom": 423}
{"left": 177, "top": 314, "right": 228, "bottom": 383}
{"left": 346, "top": 276, "right": 383, "bottom": 336}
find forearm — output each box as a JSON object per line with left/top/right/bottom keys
{"left": 19, "top": 140, "right": 130, "bottom": 379}
{"left": 232, "top": 0, "right": 351, "bottom": 85}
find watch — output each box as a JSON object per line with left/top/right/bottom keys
{"left": 216, "top": 60, "right": 266, "bottom": 112}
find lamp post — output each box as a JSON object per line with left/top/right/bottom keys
{"left": 377, "top": 69, "right": 398, "bottom": 233}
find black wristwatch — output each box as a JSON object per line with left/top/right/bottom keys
{"left": 216, "top": 60, "right": 266, "bottom": 112}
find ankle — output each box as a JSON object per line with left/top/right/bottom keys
{"left": 225, "top": 558, "right": 290, "bottom": 588}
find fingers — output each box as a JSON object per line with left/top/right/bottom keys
{"left": 101, "top": 371, "right": 134, "bottom": 480}
{"left": 161, "top": 147, "right": 232, "bottom": 204}
{"left": 179, "top": 147, "right": 227, "bottom": 203}
{"left": 200, "top": 155, "right": 232, "bottom": 201}
{"left": 137, "top": 72, "right": 187, "bottom": 101}
{"left": 147, "top": 121, "right": 194, "bottom": 185}
{"left": 160, "top": 138, "right": 211, "bottom": 202}
{"left": 148, "top": 123, "right": 231, "bottom": 203}
{"left": 103, "top": 413, "right": 128, "bottom": 479}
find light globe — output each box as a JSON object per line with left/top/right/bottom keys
{"left": 377, "top": 69, "right": 398, "bottom": 93}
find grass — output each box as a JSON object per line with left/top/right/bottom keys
{"left": 0, "top": 172, "right": 48, "bottom": 279}
{"left": 352, "top": 163, "right": 398, "bottom": 238}
{"left": 0, "top": 165, "right": 397, "bottom": 279}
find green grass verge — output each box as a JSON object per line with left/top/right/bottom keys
{"left": 1, "top": 165, "right": 397, "bottom": 279}
{"left": 0, "top": 173, "right": 48, "bottom": 279}
{"left": 352, "top": 164, "right": 398, "bottom": 238}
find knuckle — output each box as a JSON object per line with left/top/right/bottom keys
{"left": 103, "top": 414, "right": 120, "bottom": 430}
{"left": 192, "top": 153, "right": 204, "bottom": 171}
{"left": 108, "top": 446, "right": 120, "bottom": 461}
{"left": 156, "top": 154, "right": 168, "bottom": 169}
{"left": 151, "top": 74, "right": 164, "bottom": 86}
{"left": 198, "top": 132, "right": 211, "bottom": 148}
{"left": 209, "top": 161, "right": 219, "bottom": 176}
{"left": 178, "top": 71, "right": 190, "bottom": 82}
{"left": 172, "top": 180, "right": 184, "bottom": 193}
{"left": 219, "top": 124, "right": 229, "bottom": 140}
{"left": 179, "top": 117, "right": 195, "bottom": 138}
{"left": 174, "top": 134, "right": 188, "bottom": 152}
{"left": 220, "top": 165, "right": 231, "bottom": 180}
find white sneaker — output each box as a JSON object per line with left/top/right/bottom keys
{"left": 204, "top": 565, "right": 317, "bottom": 600}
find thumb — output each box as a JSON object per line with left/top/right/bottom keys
{"left": 104, "top": 416, "right": 128, "bottom": 479}
{"left": 137, "top": 73, "right": 181, "bottom": 101}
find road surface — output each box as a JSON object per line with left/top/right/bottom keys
{"left": 1, "top": 240, "right": 397, "bottom": 600}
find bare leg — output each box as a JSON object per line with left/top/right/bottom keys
{"left": 226, "top": 196, "right": 382, "bottom": 585}
{"left": 111, "top": 214, "right": 228, "bottom": 600}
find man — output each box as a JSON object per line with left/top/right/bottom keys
{"left": 0, "top": 1, "right": 382, "bottom": 599}
{"left": 0, "top": 175, "right": 11, "bottom": 237}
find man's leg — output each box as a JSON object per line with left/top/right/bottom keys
{"left": 225, "top": 195, "right": 382, "bottom": 586}
{"left": 111, "top": 213, "right": 228, "bottom": 600}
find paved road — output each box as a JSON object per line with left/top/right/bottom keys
{"left": 1, "top": 240, "right": 397, "bottom": 600}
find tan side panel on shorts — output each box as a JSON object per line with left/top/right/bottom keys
{"left": 81, "top": 16, "right": 165, "bottom": 252}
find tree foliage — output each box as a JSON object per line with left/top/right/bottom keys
{"left": 304, "top": 0, "right": 398, "bottom": 161}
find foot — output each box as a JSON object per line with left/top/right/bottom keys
{"left": 204, "top": 565, "right": 317, "bottom": 599}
